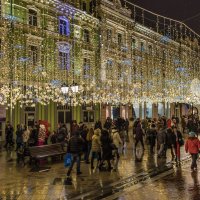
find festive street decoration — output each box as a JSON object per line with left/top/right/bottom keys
{"left": 0, "top": 0, "right": 199, "bottom": 111}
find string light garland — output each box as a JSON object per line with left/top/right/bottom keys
{"left": 0, "top": 0, "right": 199, "bottom": 111}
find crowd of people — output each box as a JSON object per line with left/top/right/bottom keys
{"left": 2, "top": 113, "right": 200, "bottom": 177}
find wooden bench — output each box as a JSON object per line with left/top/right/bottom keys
{"left": 29, "top": 143, "right": 66, "bottom": 171}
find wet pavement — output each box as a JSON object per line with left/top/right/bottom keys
{"left": 0, "top": 136, "right": 199, "bottom": 200}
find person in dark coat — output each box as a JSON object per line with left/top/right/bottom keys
{"left": 15, "top": 124, "right": 23, "bottom": 151}
{"left": 135, "top": 123, "right": 145, "bottom": 150}
{"left": 29, "top": 123, "right": 39, "bottom": 146}
{"left": 71, "top": 120, "right": 79, "bottom": 136}
{"left": 67, "top": 131, "right": 84, "bottom": 179}
{"left": 165, "top": 128, "right": 175, "bottom": 160}
{"left": 94, "top": 120, "right": 102, "bottom": 130}
{"left": 80, "top": 125, "right": 90, "bottom": 163}
{"left": 172, "top": 126, "right": 184, "bottom": 164}
{"left": 57, "top": 124, "right": 68, "bottom": 143}
{"left": 50, "top": 131, "right": 57, "bottom": 144}
{"left": 99, "top": 129, "right": 113, "bottom": 171}
{"left": 157, "top": 123, "right": 167, "bottom": 158}
{"left": 104, "top": 117, "right": 112, "bottom": 130}
{"left": 4, "top": 124, "right": 14, "bottom": 149}
{"left": 147, "top": 124, "right": 157, "bottom": 154}
{"left": 133, "top": 118, "right": 140, "bottom": 135}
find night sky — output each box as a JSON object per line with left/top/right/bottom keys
{"left": 127, "top": 0, "right": 200, "bottom": 35}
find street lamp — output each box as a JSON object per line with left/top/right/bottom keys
{"left": 61, "top": 83, "right": 69, "bottom": 95}
{"left": 61, "top": 82, "right": 79, "bottom": 95}
{"left": 71, "top": 82, "right": 79, "bottom": 93}
{"left": 61, "top": 82, "right": 79, "bottom": 134}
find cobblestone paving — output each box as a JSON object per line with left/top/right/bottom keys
{"left": 0, "top": 138, "right": 196, "bottom": 200}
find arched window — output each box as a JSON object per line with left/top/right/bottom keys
{"left": 57, "top": 42, "right": 71, "bottom": 70}
{"left": 29, "top": 9, "right": 37, "bottom": 26}
{"left": 59, "top": 17, "right": 70, "bottom": 36}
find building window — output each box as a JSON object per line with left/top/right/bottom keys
{"left": 89, "top": 0, "right": 96, "bottom": 14}
{"left": 29, "top": 9, "right": 37, "bottom": 26}
{"left": 148, "top": 45, "right": 152, "bottom": 55}
{"left": 83, "top": 58, "right": 90, "bottom": 79}
{"left": 131, "top": 38, "right": 136, "bottom": 49}
{"left": 59, "top": 52, "right": 69, "bottom": 70}
{"left": 118, "top": 33, "right": 122, "bottom": 46}
{"left": 106, "top": 59, "right": 112, "bottom": 79}
{"left": 57, "top": 105, "right": 71, "bottom": 124}
{"left": 83, "top": 2, "right": 87, "bottom": 11}
{"left": 140, "top": 42, "right": 145, "bottom": 52}
{"left": 29, "top": 45, "right": 38, "bottom": 65}
{"left": 82, "top": 104, "right": 95, "bottom": 123}
{"left": 57, "top": 42, "right": 71, "bottom": 70}
{"left": 107, "top": 29, "right": 112, "bottom": 41}
{"left": 0, "top": 1, "right": 1, "bottom": 16}
{"left": 83, "top": 29, "right": 90, "bottom": 43}
{"left": 83, "top": 111, "right": 94, "bottom": 122}
{"left": 59, "top": 17, "right": 70, "bottom": 36}
{"left": 118, "top": 64, "right": 122, "bottom": 80}
{"left": 0, "top": 39, "right": 2, "bottom": 58}
{"left": 162, "top": 50, "right": 166, "bottom": 62}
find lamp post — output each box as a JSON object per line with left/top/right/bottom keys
{"left": 61, "top": 82, "right": 79, "bottom": 133}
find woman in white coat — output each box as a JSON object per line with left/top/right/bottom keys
{"left": 111, "top": 127, "right": 122, "bottom": 170}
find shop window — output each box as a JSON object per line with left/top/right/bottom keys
{"left": 83, "top": 111, "right": 94, "bottom": 123}
{"left": 29, "top": 9, "right": 37, "bottom": 26}
{"left": 59, "top": 17, "right": 70, "bottom": 36}
{"left": 57, "top": 105, "right": 71, "bottom": 124}
{"left": 29, "top": 45, "right": 38, "bottom": 65}
{"left": 83, "top": 29, "right": 90, "bottom": 43}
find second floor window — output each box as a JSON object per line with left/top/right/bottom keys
{"left": 131, "top": 38, "right": 136, "bottom": 49}
{"left": 148, "top": 45, "right": 152, "bottom": 55}
{"left": 30, "top": 45, "right": 38, "bottom": 65}
{"left": 0, "top": 39, "right": 2, "bottom": 58}
{"left": 140, "top": 42, "right": 145, "bottom": 52}
{"left": 59, "top": 52, "right": 69, "bottom": 70}
{"left": 29, "top": 9, "right": 37, "bottom": 26}
{"left": 83, "top": 58, "right": 90, "bottom": 78}
{"left": 83, "top": 29, "right": 90, "bottom": 43}
{"left": 59, "top": 18, "right": 70, "bottom": 36}
{"left": 118, "top": 33, "right": 122, "bottom": 46}
{"left": 107, "top": 29, "right": 112, "bottom": 41}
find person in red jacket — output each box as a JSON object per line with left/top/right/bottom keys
{"left": 185, "top": 132, "right": 200, "bottom": 171}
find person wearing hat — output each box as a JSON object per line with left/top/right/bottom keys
{"left": 185, "top": 132, "right": 200, "bottom": 171}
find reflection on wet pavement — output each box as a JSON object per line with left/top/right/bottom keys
{"left": 0, "top": 140, "right": 198, "bottom": 200}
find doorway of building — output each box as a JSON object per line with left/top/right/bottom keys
{"left": 111, "top": 106, "right": 120, "bottom": 120}
{"left": 24, "top": 107, "right": 35, "bottom": 127}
